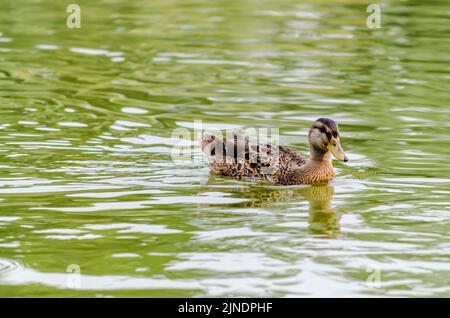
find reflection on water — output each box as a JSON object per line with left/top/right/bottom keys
{"left": 0, "top": 0, "right": 449, "bottom": 297}
{"left": 304, "top": 186, "right": 340, "bottom": 238}
{"left": 201, "top": 182, "right": 341, "bottom": 238}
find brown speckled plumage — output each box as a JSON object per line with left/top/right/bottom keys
{"left": 200, "top": 118, "right": 348, "bottom": 185}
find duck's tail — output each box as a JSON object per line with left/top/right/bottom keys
{"left": 199, "top": 132, "right": 223, "bottom": 158}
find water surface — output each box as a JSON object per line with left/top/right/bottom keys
{"left": 0, "top": 0, "right": 449, "bottom": 297}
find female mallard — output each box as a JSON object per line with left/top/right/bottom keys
{"left": 199, "top": 118, "right": 348, "bottom": 185}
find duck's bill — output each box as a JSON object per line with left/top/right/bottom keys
{"left": 328, "top": 139, "right": 349, "bottom": 162}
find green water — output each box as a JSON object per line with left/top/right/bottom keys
{"left": 0, "top": 0, "right": 449, "bottom": 297}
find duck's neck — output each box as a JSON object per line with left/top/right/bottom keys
{"left": 289, "top": 149, "right": 335, "bottom": 184}
{"left": 309, "top": 147, "right": 333, "bottom": 163}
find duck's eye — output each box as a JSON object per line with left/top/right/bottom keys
{"left": 332, "top": 142, "right": 336, "bottom": 146}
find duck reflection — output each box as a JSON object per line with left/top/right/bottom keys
{"left": 202, "top": 177, "right": 341, "bottom": 238}
{"left": 302, "top": 186, "right": 340, "bottom": 238}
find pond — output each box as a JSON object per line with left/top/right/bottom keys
{"left": 0, "top": 0, "right": 449, "bottom": 297}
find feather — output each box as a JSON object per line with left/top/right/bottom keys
{"left": 198, "top": 118, "right": 345, "bottom": 185}
{"left": 199, "top": 132, "right": 307, "bottom": 183}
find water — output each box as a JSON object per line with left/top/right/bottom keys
{"left": 0, "top": 0, "right": 449, "bottom": 297}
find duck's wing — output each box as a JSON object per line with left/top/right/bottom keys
{"left": 230, "top": 130, "right": 306, "bottom": 166}
{"left": 230, "top": 130, "right": 245, "bottom": 140}
{"left": 277, "top": 145, "right": 307, "bottom": 166}
{"left": 199, "top": 132, "right": 306, "bottom": 180}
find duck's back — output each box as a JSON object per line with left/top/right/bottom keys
{"left": 199, "top": 132, "right": 306, "bottom": 183}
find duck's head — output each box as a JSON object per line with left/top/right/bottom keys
{"left": 308, "top": 118, "right": 348, "bottom": 162}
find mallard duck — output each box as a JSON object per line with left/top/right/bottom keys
{"left": 199, "top": 118, "right": 348, "bottom": 185}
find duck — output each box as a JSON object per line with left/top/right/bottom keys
{"left": 199, "top": 118, "right": 348, "bottom": 185}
